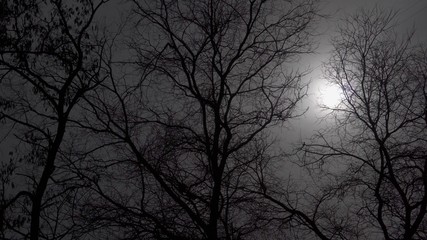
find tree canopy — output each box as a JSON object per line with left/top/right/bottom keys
{"left": 1, "top": 1, "right": 427, "bottom": 240}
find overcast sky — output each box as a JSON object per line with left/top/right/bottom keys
{"left": 279, "top": 0, "right": 427, "bottom": 147}
{"left": 17, "top": 0, "right": 423, "bottom": 150}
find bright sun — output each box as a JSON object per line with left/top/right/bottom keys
{"left": 318, "top": 82, "right": 342, "bottom": 108}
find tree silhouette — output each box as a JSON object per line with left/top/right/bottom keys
{"left": 0, "top": 1, "right": 108, "bottom": 239}
{"left": 301, "top": 8, "right": 427, "bottom": 239}
{"left": 5, "top": 2, "right": 427, "bottom": 240}
{"left": 77, "top": 0, "right": 319, "bottom": 239}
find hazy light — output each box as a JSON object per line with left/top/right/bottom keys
{"left": 318, "top": 82, "right": 342, "bottom": 108}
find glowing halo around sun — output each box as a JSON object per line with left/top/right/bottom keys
{"left": 318, "top": 81, "right": 342, "bottom": 108}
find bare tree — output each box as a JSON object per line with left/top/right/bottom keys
{"left": 78, "top": 0, "right": 319, "bottom": 239}
{"left": 300, "top": 8, "right": 427, "bottom": 240}
{"left": 0, "top": 1, "right": 108, "bottom": 239}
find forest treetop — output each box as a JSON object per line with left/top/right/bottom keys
{"left": 1, "top": 1, "right": 427, "bottom": 240}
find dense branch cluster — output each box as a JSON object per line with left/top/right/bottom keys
{"left": 1, "top": 1, "right": 427, "bottom": 240}
{"left": 302, "top": 8, "right": 427, "bottom": 240}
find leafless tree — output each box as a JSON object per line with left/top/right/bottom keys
{"left": 299, "top": 8, "right": 427, "bottom": 240}
{"left": 0, "top": 1, "right": 108, "bottom": 239}
{"left": 78, "top": 0, "right": 319, "bottom": 239}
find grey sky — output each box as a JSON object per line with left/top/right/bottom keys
{"left": 280, "top": 0, "right": 427, "bottom": 147}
